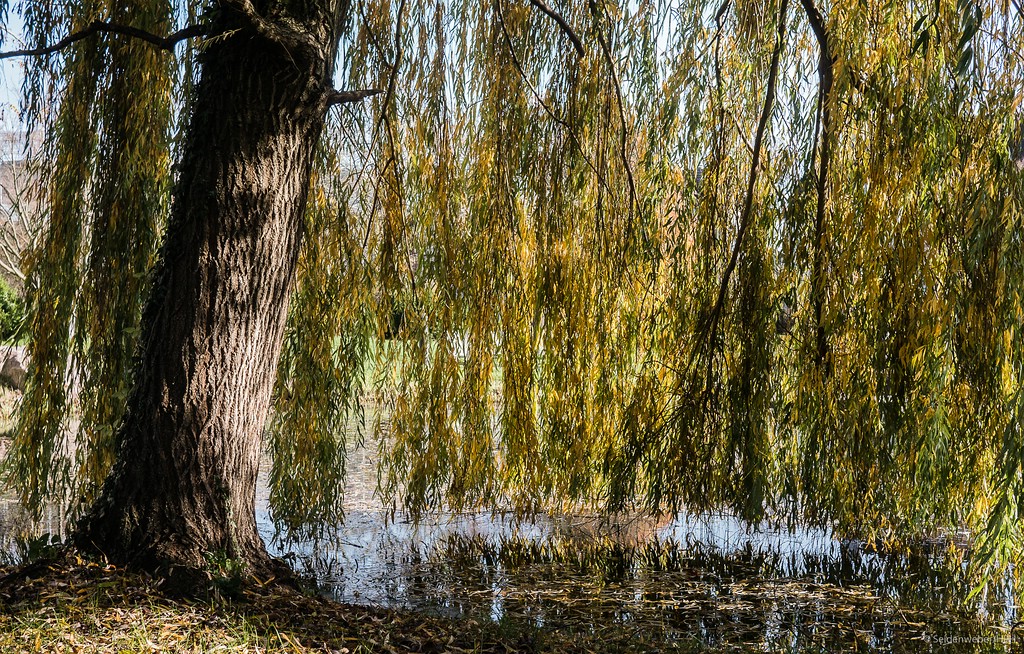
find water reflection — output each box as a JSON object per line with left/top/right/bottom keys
{"left": 259, "top": 507, "right": 1019, "bottom": 653}
{"left": 254, "top": 442, "right": 1020, "bottom": 652}
{"left": 2, "top": 439, "right": 1020, "bottom": 652}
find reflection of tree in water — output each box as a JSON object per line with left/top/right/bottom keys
{"left": 263, "top": 480, "right": 1016, "bottom": 652}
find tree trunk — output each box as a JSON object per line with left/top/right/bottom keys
{"left": 75, "top": 3, "right": 344, "bottom": 575}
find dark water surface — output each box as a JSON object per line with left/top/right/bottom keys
{"left": 2, "top": 437, "right": 1021, "bottom": 652}
{"left": 254, "top": 444, "right": 1020, "bottom": 653}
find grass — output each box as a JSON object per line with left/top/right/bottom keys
{"left": 4, "top": 598, "right": 295, "bottom": 653}
{"left": 0, "top": 552, "right": 704, "bottom": 653}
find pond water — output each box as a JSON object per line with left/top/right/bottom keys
{"left": 252, "top": 443, "right": 1020, "bottom": 652}
{"left": 2, "top": 434, "right": 1022, "bottom": 652}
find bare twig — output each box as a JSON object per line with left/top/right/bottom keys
{"left": 0, "top": 21, "right": 205, "bottom": 60}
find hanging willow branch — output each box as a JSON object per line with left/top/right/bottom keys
{"left": 699, "top": 0, "right": 790, "bottom": 372}
{"left": 800, "top": 0, "right": 834, "bottom": 366}
{"left": 6, "top": 0, "right": 1024, "bottom": 603}
{"left": 528, "top": 0, "right": 585, "bottom": 57}
{"left": 494, "top": 0, "right": 610, "bottom": 192}
{"left": 590, "top": 1, "right": 639, "bottom": 242}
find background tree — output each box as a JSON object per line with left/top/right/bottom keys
{"left": 0, "top": 0, "right": 1020, "bottom": 597}
{"left": 0, "top": 130, "right": 44, "bottom": 288}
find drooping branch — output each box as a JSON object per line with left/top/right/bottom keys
{"left": 528, "top": 0, "right": 585, "bottom": 57}
{"left": 377, "top": 0, "right": 420, "bottom": 294}
{"left": 590, "top": 1, "right": 638, "bottom": 244}
{"left": 711, "top": 0, "right": 732, "bottom": 238}
{"left": 697, "top": 0, "right": 790, "bottom": 376}
{"left": 380, "top": 0, "right": 407, "bottom": 129}
{"left": 0, "top": 21, "right": 205, "bottom": 59}
{"left": 495, "top": 0, "right": 610, "bottom": 194}
{"left": 800, "top": 0, "right": 834, "bottom": 367}
{"left": 340, "top": 0, "right": 407, "bottom": 288}
{"left": 799, "top": 0, "right": 830, "bottom": 58}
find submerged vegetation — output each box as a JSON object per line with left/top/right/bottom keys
{"left": 0, "top": 0, "right": 1022, "bottom": 604}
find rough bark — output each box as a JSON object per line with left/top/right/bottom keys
{"left": 75, "top": 1, "right": 346, "bottom": 576}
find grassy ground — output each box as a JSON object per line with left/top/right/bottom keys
{"left": 0, "top": 552, "right": 700, "bottom": 654}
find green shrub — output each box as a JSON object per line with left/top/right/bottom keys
{"left": 0, "top": 279, "right": 23, "bottom": 342}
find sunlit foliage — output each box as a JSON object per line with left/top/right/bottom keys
{"left": 2, "top": 0, "right": 1022, "bottom": 595}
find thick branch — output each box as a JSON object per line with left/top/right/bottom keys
{"left": 799, "top": 0, "right": 829, "bottom": 60}
{"left": 324, "top": 88, "right": 383, "bottom": 107}
{"left": 0, "top": 21, "right": 205, "bottom": 60}
{"left": 529, "top": 0, "right": 585, "bottom": 57}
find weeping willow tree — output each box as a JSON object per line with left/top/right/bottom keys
{"left": 0, "top": 0, "right": 1021, "bottom": 592}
